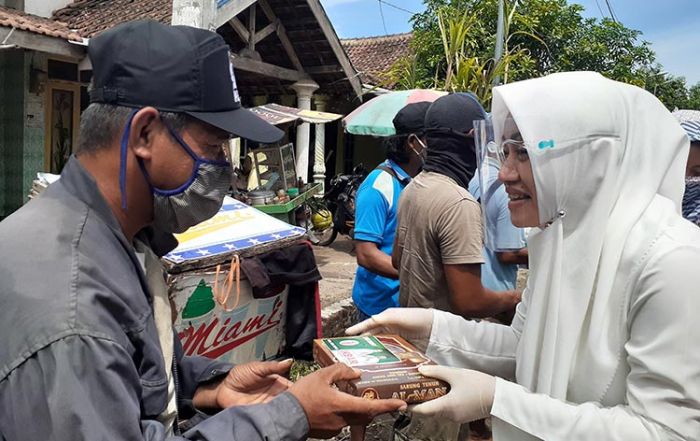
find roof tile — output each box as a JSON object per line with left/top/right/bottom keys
{"left": 341, "top": 33, "right": 413, "bottom": 88}
{"left": 0, "top": 6, "right": 82, "bottom": 42}
{"left": 53, "top": 0, "right": 172, "bottom": 38}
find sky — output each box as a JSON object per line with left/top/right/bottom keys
{"left": 320, "top": 0, "right": 700, "bottom": 86}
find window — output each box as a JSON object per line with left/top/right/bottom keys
{"left": 47, "top": 59, "right": 78, "bottom": 82}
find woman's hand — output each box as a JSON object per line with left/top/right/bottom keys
{"left": 411, "top": 365, "right": 496, "bottom": 424}
{"left": 345, "top": 308, "right": 434, "bottom": 351}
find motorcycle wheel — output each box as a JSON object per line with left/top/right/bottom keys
{"left": 308, "top": 226, "right": 337, "bottom": 246}
{"left": 305, "top": 200, "right": 338, "bottom": 246}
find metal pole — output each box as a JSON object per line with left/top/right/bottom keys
{"left": 493, "top": 0, "right": 505, "bottom": 86}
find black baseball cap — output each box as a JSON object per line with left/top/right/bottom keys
{"left": 88, "top": 20, "right": 283, "bottom": 144}
{"left": 392, "top": 101, "right": 431, "bottom": 135}
{"left": 424, "top": 92, "right": 486, "bottom": 134}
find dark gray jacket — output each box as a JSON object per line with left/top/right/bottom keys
{"left": 0, "top": 158, "right": 308, "bottom": 440}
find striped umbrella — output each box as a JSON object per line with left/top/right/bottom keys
{"left": 673, "top": 109, "right": 700, "bottom": 141}
{"left": 343, "top": 89, "right": 448, "bottom": 137}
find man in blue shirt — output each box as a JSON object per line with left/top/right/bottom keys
{"left": 469, "top": 163, "right": 528, "bottom": 292}
{"left": 352, "top": 102, "right": 430, "bottom": 320}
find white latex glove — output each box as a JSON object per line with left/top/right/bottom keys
{"left": 346, "top": 308, "right": 434, "bottom": 351}
{"left": 411, "top": 365, "right": 496, "bottom": 424}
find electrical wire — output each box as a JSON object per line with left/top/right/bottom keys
{"left": 378, "top": 0, "right": 388, "bottom": 34}
{"left": 593, "top": 0, "right": 606, "bottom": 19}
{"left": 378, "top": 0, "right": 417, "bottom": 15}
{"left": 604, "top": 0, "right": 619, "bottom": 22}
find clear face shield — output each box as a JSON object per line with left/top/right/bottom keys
{"left": 474, "top": 116, "right": 500, "bottom": 251}
{"left": 476, "top": 114, "right": 571, "bottom": 237}
{"left": 473, "top": 116, "right": 523, "bottom": 251}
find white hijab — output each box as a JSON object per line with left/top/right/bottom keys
{"left": 491, "top": 72, "right": 689, "bottom": 401}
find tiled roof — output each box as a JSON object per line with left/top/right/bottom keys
{"left": 342, "top": 33, "right": 413, "bottom": 87}
{"left": 0, "top": 6, "right": 82, "bottom": 41}
{"left": 52, "top": 0, "right": 172, "bottom": 38}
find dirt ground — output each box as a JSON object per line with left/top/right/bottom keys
{"left": 309, "top": 416, "right": 493, "bottom": 441}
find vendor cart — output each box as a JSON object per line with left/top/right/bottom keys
{"left": 163, "top": 197, "right": 322, "bottom": 364}
{"left": 252, "top": 183, "right": 322, "bottom": 224}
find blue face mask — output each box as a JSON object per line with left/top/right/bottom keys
{"left": 119, "top": 110, "right": 232, "bottom": 233}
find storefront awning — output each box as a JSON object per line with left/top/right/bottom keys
{"left": 250, "top": 103, "right": 343, "bottom": 126}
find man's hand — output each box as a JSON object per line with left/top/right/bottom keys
{"left": 346, "top": 308, "right": 434, "bottom": 352}
{"left": 193, "top": 359, "right": 294, "bottom": 410}
{"left": 493, "top": 290, "right": 521, "bottom": 324}
{"left": 290, "top": 363, "right": 407, "bottom": 439}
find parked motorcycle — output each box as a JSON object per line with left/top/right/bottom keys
{"left": 307, "top": 165, "right": 366, "bottom": 246}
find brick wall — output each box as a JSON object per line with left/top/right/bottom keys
{"left": 320, "top": 297, "right": 357, "bottom": 338}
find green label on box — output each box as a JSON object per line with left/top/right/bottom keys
{"left": 323, "top": 336, "right": 401, "bottom": 366}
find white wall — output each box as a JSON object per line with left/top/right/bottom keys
{"left": 24, "top": 0, "right": 73, "bottom": 18}
{"left": 171, "top": 0, "right": 215, "bottom": 29}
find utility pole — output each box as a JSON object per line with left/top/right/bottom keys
{"left": 172, "top": 0, "right": 216, "bottom": 30}
{"left": 493, "top": 0, "right": 505, "bottom": 86}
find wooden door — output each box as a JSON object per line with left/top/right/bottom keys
{"left": 44, "top": 81, "right": 80, "bottom": 173}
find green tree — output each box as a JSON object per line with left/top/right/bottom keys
{"left": 432, "top": 5, "right": 527, "bottom": 106}
{"left": 687, "top": 83, "right": 700, "bottom": 110}
{"left": 407, "top": 0, "right": 608, "bottom": 82}
{"left": 389, "top": 0, "right": 689, "bottom": 110}
{"left": 387, "top": 0, "right": 538, "bottom": 108}
{"left": 641, "top": 67, "right": 689, "bottom": 110}
{"left": 555, "top": 17, "right": 655, "bottom": 86}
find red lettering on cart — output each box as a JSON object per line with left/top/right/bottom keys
{"left": 242, "top": 315, "right": 265, "bottom": 334}
{"left": 212, "top": 318, "right": 231, "bottom": 348}
{"left": 178, "top": 297, "right": 285, "bottom": 359}
{"left": 202, "top": 325, "right": 276, "bottom": 359}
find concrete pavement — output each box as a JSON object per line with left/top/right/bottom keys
{"left": 311, "top": 236, "right": 360, "bottom": 337}
{"left": 313, "top": 236, "right": 357, "bottom": 309}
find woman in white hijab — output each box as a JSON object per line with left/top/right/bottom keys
{"left": 348, "top": 72, "right": 700, "bottom": 440}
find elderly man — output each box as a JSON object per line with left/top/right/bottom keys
{"left": 0, "top": 20, "right": 404, "bottom": 441}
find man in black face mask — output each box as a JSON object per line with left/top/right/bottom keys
{"left": 393, "top": 93, "right": 521, "bottom": 319}
{"left": 0, "top": 20, "right": 405, "bottom": 441}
